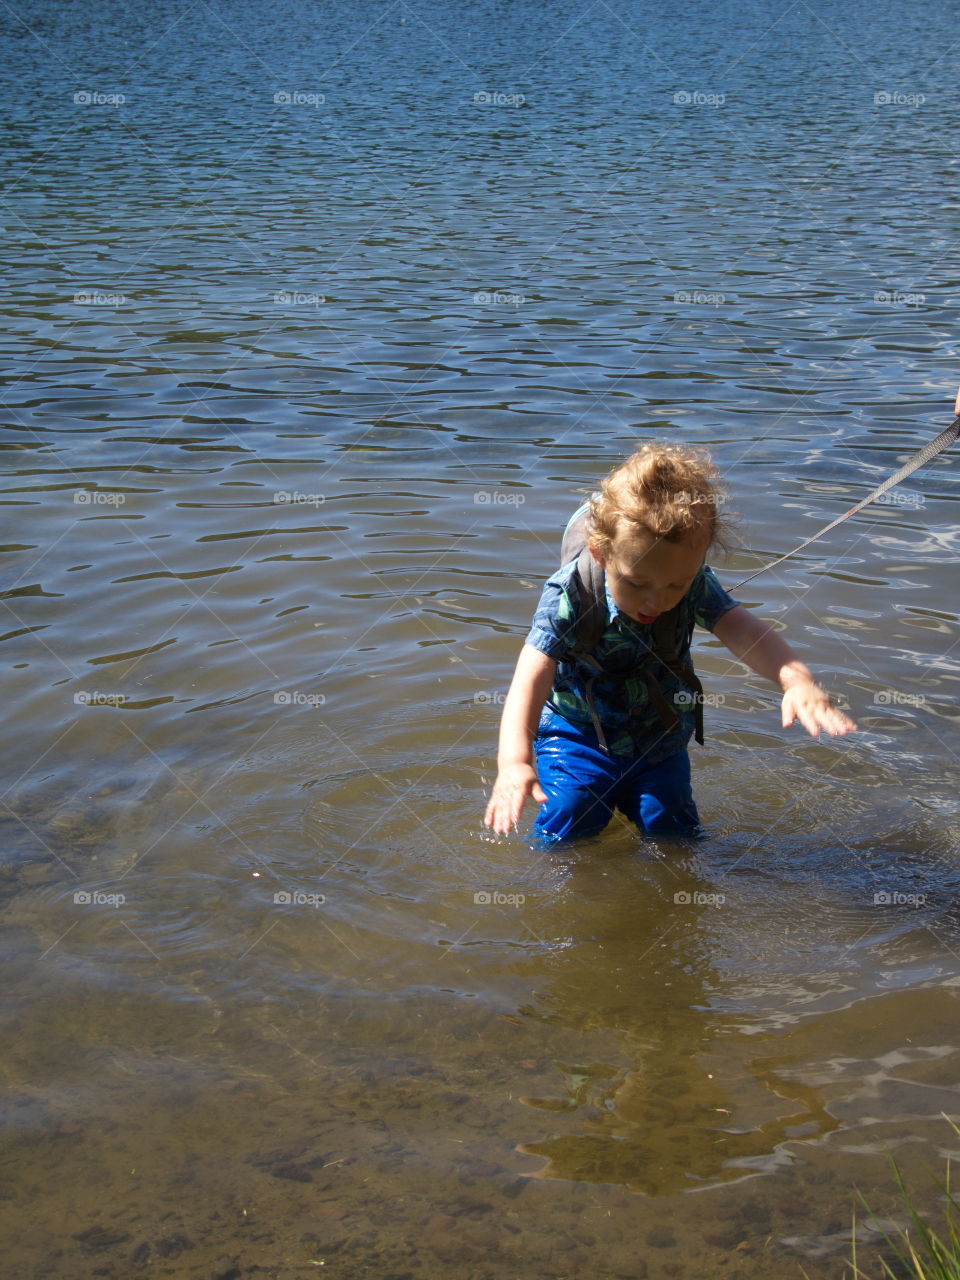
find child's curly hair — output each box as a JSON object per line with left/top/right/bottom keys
{"left": 587, "top": 442, "right": 731, "bottom": 558}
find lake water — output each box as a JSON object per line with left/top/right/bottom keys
{"left": 2, "top": 0, "right": 959, "bottom": 1276}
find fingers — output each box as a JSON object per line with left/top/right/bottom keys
{"left": 782, "top": 689, "right": 858, "bottom": 737}
{"left": 484, "top": 775, "right": 548, "bottom": 834}
{"left": 801, "top": 697, "right": 857, "bottom": 737}
{"left": 817, "top": 705, "right": 858, "bottom": 736}
{"left": 791, "top": 703, "right": 821, "bottom": 737}
{"left": 483, "top": 788, "right": 525, "bottom": 835}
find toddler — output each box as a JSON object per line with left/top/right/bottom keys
{"left": 484, "top": 442, "right": 856, "bottom": 841}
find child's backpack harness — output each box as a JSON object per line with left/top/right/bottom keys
{"left": 559, "top": 503, "right": 705, "bottom": 755}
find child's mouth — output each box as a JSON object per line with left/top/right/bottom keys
{"left": 635, "top": 612, "right": 658, "bottom": 624}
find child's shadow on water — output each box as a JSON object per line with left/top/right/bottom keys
{"left": 504, "top": 806, "right": 960, "bottom": 1194}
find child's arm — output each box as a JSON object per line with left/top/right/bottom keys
{"left": 711, "top": 605, "right": 857, "bottom": 737}
{"left": 484, "top": 644, "right": 557, "bottom": 834}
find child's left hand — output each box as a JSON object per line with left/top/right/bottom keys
{"left": 782, "top": 681, "right": 857, "bottom": 737}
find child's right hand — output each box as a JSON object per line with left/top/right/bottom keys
{"left": 484, "top": 764, "right": 547, "bottom": 835}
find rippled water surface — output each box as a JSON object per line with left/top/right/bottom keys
{"left": 2, "top": 1, "right": 960, "bottom": 1276}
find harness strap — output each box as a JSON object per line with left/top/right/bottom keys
{"left": 572, "top": 665, "right": 700, "bottom": 755}
{"left": 562, "top": 510, "right": 704, "bottom": 753}
{"left": 581, "top": 672, "right": 610, "bottom": 754}
{"left": 734, "top": 414, "right": 960, "bottom": 589}
{"left": 646, "top": 642, "right": 705, "bottom": 746}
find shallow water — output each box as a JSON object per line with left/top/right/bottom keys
{"left": 2, "top": 0, "right": 960, "bottom": 1276}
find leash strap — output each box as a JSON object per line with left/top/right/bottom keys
{"left": 733, "top": 416, "right": 960, "bottom": 590}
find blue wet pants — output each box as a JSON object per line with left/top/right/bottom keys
{"left": 532, "top": 709, "right": 701, "bottom": 841}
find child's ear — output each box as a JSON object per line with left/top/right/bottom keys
{"left": 588, "top": 542, "right": 606, "bottom": 568}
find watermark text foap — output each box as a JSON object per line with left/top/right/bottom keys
{"left": 673, "top": 90, "right": 725, "bottom": 107}
{"left": 75, "top": 489, "right": 125, "bottom": 506}
{"left": 673, "top": 690, "right": 726, "bottom": 709}
{"left": 874, "top": 890, "right": 925, "bottom": 907}
{"left": 474, "top": 890, "right": 525, "bottom": 907}
{"left": 74, "top": 889, "right": 125, "bottom": 907}
{"left": 675, "top": 489, "right": 727, "bottom": 506}
{"left": 873, "top": 690, "right": 925, "bottom": 708}
{"left": 274, "top": 690, "right": 326, "bottom": 708}
{"left": 73, "top": 90, "right": 125, "bottom": 107}
{"left": 273, "top": 490, "right": 325, "bottom": 507}
{"left": 273, "top": 91, "right": 325, "bottom": 107}
{"left": 74, "top": 691, "right": 127, "bottom": 707}
{"left": 874, "top": 489, "right": 925, "bottom": 509}
{"left": 474, "top": 290, "right": 525, "bottom": 306}
{"left": 473, "top": 490, "right": 525, "bottom": 506}
{"left": 74, "top": 291, "right": 126, "bottom": 306}
{"left": 673, "top": 890, "right": 725, "bottom": 906}
{"left": 473, "top": 91, "right": 525, "bottom": 107}
{"left": 273, "top": 290, "right": 325, "bottom": 307}
{"left": 674, "top": 290, "right": 725, "bottom": 305}
{"left": 874, "top": 289, "right": 925, "bottom": 308}
{"left": 874, "top": 91, "right": 925, "bottom": 107}
{"left": 274, "top": 890, "right": 326, "bottom": 907}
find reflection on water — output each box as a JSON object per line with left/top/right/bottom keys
{"left": 3, "top": 0, "right": 960, "bottom": 1274}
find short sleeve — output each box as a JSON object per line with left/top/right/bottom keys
{"left": 690, "top": 565, "right": 739, "bottom": 631}
{"left": 524, "top": 568, "right": 582, "bottom": 661}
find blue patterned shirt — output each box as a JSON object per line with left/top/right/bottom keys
{"left": 525, "top": 560, "right": 739, "bottom": 762}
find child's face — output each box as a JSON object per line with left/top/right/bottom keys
{"left": 592, "top": 526, "right": 709, "bottom": 625}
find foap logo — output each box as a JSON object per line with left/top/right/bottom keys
{"left": 273, "top": 690, "right": 325, "bottom": 708}
{"left": 273, "top": 91, "right": 325, "bottom": 107}
{"left": 74, "top": 691, "right": 127, "bottom": 707}
{"left": 474, "top": 890, "right": 525, "bottom": 907}
{"left": 674, "top": 290, "right": 725, "bottom": 305}
{"left": 473, "top": 91, "right": 526, "bottom": 107}
{"left": 673, "top": 90, "right": 725, "bottom": 107}
{"left": 273, "top": 290, "right": 325, "bottom": 307}
{"left": 674, "top": 890, "right": 725, "bottom": 906}
{"left": 874, "top": 289, "right": 925, "bottom": 308}
{"left": 73, "top": 90, "right": 125, "bottom": 106}
{"left": 273, "top": 490, "right": 325, "bottom": 506}
{"left": 74, "top": 291, "right": 126, "bottom": 306}
{"left": 675, "top": 489, "right": 727, "bottom": 506}
{"left": 75, "top": 489, "right": 125, "bottom": 506}
{"left": 273, "top": 889, "right": 326, "bottom": 907}
{"left": 473, "top": 490, "right": 525, "bottom": 506}
{"left": 473, "top": 290, "right": 526, "bottom": 306}
{"left": 874, "top": 91, "right": 925, "bottom": 107}
{"left": 473, "top": 690, "right": 506, "bottom": 706}
{"left": 74, "top": 889, "right": 125, "bottom": 907}
{"left": 874, "top": 690, "right": 925, "bottom": 708}
{"left": 875, "top": 489, "right": 925, "bottom": 509}
{"left": 874, "top": 890, "right": 925, "bottom": 907}
{"left": 673, "top": 690, "right": 726, "bottom": 708}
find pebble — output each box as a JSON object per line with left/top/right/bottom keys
{"left": 317, "top": 1204, "right": 347, "bottom": 1220}
{"left": 74, "top": 1226, "right": 131, "bottom": 1250}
